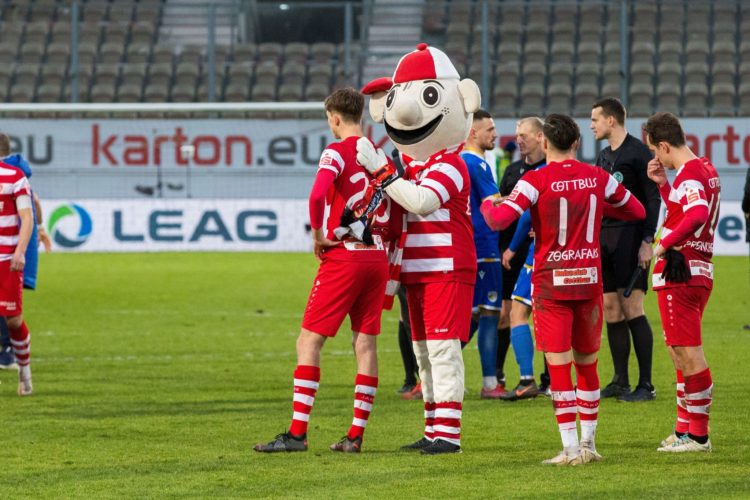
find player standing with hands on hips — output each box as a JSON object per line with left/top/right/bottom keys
{"left": 480, "top": 114, "right": 645, "bottom": 465}
{"left": 644, "top": 113, "right": 720, "bottom": 453}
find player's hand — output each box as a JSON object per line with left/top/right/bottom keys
{"left": 356, "top": 137, "right": 388, "bottom": 174}
{"left": 10, "top": 251, "right": 25, "bottom": 272}
{"left": 38, "top": 227, "right": 52, "bottom": 253}
{"left": 638, "top": 240, "right": 653, "bottom": 269}
{"left": 502, "top": 248, "right": 515, "bottom": 270}
{"left": 647, "top": 158, "right": 667, "bottom": 186}
{"left": 528, "top": 229, "right": 535, "bottom": 238}
{"left": 653, "top": 243, "right": 666, "bottom": 259}
{"left": 312, "top": 228, "right": 341, "bottom": 261}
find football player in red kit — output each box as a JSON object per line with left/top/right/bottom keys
{"left": 254, "top": 88, "right": 399, "bottom": 454}
{"left": 481, "top": 114, "right": 645, "bottom": 465}
{"left": 644, "top": 113, "right": 720, "bottom": 453}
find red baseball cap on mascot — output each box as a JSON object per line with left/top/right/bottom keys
{"left": 362, "top": 43, "right": 459, "bottom": 95}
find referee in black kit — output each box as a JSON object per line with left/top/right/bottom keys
{"left": 590, "top": 98, "right": 662, "bottom": 402}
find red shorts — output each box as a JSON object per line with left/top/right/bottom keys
{"left": 532, "top": 296, "right": 602, "bottom": 354}
{"left": 301, "top": 257, "right": 388, "bottom": 337}
{"left": 407, "top": 281, "right": 473, "bottom": 342}
{"left": 0, "top": 259, "right": 23, "bottom": 316}
{"left": 657, "top": 287, "right": 711, "bottom": 347}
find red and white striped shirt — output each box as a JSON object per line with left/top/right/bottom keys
{"left": 0, "top": 162, "right": 31, "bottom": 260}
{"left": 653, "top": 157, "right": 720, "bottom": 290}
{"left": 400, "top": 147, "right": 476, "bottom": 284}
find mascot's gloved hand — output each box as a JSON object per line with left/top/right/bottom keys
{"left": 660, "top": 249, "right": 691, "bottom": 283}
{"left": 356, "top": 137, "right": 402, "bottom": 186}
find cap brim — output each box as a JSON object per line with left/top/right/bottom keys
{"left": 361, "top": 77, "right": 393, "bottom": 95}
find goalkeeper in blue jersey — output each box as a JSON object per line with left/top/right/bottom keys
{"left": 0, "top": 134, "right": 51, "bottom": 369}
{"left": 460, "top": 110, "right": 505, "bottom": 398}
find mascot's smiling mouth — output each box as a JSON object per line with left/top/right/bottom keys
{"left": 384, "top": 114, "right": 443, "bottom": 145}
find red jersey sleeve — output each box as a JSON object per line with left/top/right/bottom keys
{"left": 419, "top": 157, "right": 465, "bottom": 205}
{"left": 659, "top": 175, "right": 710, "bottom": 249}
{"left": 480, "top": 175, "right": 537, "bottom": 231}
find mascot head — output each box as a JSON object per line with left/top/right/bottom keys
{"left": 362, "top": 43, "right": 481, "bottom": 161}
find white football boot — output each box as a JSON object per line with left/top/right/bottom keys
{"left": 17, "top": 365, "right": 32, "bottom": 396}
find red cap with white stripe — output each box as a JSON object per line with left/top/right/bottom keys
{"left": 393, "top": 43, "right": 460, "bottom": 83}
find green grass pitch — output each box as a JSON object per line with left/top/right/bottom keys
{"left": 2, "top": 253, "right": 749, "bottom": 498}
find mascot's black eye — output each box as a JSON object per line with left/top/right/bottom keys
{"left": 421, "top": 85, "right": 440, "bottom": 107}
{"left": 386, "top": 90, "right": 395, "bottom": 109}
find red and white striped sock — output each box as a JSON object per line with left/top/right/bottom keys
{"left": 424, "top": 402, "right": 436, "bottom": 441}
{"left": 9, "top": 322, "right": 30, "bottom": 367}
{"left": 675, "top": 370, "right": 690, "bottom": 434}
{"left": 433, "top": 402, "right": 462, "bottom": 446}
{"left": 289, "top": 365, "right": 320, "bottom": 437}
{"left": 347, "top": 374, "right": 378, "bottom": 440}
{"left": 549, "top": 362, "right": 578, "bottom": 449}
{"left": 574, "top": 360, "right": 600, "bottom": 445}
{"left": 684, "top": 368, "right": 712, "bottom": 439}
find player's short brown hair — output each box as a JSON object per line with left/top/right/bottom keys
{"left": 517, "top": 116, "right": 544, "bottom": 132}
{"left": 642, "top": 112, "right": 686, "bottom": 147}
{"left": 473, "top": 109, "right": 492, "bottom": 121}
{"left": 0, "top": 133, "right": 9, "bottom": 157}
{"left": 592, "top": 97, "right": 626, "bottom": 125}
{"left": 324, "top": 87, "right": 364, "bottom": 124}
{"left": 543, "top": 114, "right": 580, "bottom": 151}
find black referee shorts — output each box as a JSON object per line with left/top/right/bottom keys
{"left": 601, "top": 225, "right": 649, "bottom": 294}
{"left": 501, "top": 238, "right": 531, "bottom": 300}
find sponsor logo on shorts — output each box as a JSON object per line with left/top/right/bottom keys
{"left": 0, "top": 301, "right": 17, "bottom": 310}
{"left": 689, "top": 260, "right": 714, "bottom": 279}
{"left": 552, "top": 267, "right": 598, "bottom": 286}
{"left": 434, "top": 328, "right": 449, "bottom": 334}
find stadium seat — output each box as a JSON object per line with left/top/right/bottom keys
{"left": 712, "top": 40, "right": 736, "bottom": 60}
{"left": 518, "top": 93, "right": 545, "bottom": 117}
{"left": 658, "top": 41, "right": 682, "bottom": 63}
{"left": 656, "top": 83, "right": 681, "bottom": 110}
{"left": 90, "top": 82, "right": 117, "bottom": 103}
{"left": 13, "top": 63, "right": 38, "bottom": 87}
{"left": 103, "top": 23, "right": 129, "bottom": 46}
{"left": 175, "top": 62, "right": 200, "bottom": 83}
{"left": 712, "top": 61, "right": 736, "bottom": 86}
{"left": 24, "top": 21, "right": 49, "bottom": 44}
{"left": 36, "top": 83, "right": 61, "bottom": 102}
{"left": 148, "top": 63, "right": 173, "bottom": 86}
{"left": 131, "top": 21, "right": 157, "bottom": 45}
{"left": 251, "top": 82, "right": 276, "bottom": 101}
{"left": 284, "top": 42, "right": 309, "bottom": 64}
{"left": 548, "top": 62, "right": 572, "bottom": 83}
{"left": 95, "top": 63, "right": 121, "bottom": 86}
{"left": 308, "top": 64, "right": 332, "bottom": 86}
{"left": 78, "top": 24, "right": 101, "bottom": 47}
{"left": 118, "top": 83, "right": 143, "bottom": 103}
{"left": 310, "top": 42, "right": 336, "bottom": 63}
{"left": 144, "top": 82, "right": 169, "bottom": 103}
{"left": 258, "top": 42, "right": 283, "bottom": 64}
{"left": 547, "top": 83, "right": 572, "bottom": 113}
{"left": 121, "top": 63, "right": 147, "bottom": 87}
{"left": 109, "top": 3, "right": 134, "bottom": 23}
{"left": 600, "top": 81, "right": 620, "bottom": 98}
{"left": 497, "top": 41, "right": 522, "bottom": 62}
{"left": 305, "top": 83, "right": 329, "bottom": 101}
{"left": 524, "top": 42, "right": 548, "bottom": 65}
{"left": 278, "top": 82, "right": 304, "bottom": 102}
{"left": 126, "top": 42, "right": 152, "bottom": 64}
{"left": 631, "top": 41, "right": 655, "bottom": 62}
{"left": 9, "top": 84, "right": 34, "bottom": 103}
{"left": 710, "top": 82, "right": 736, "bottom": 116}
{"left": 171, "top": 83, "right": 196, "bottom": 103}
{"left": 99, "top": 42, "right": 125, "bottom": 64}
{"left": 550, "top": 42, "right": 574, "bottom": 64}
{"left": 19, "top": 42, "right": 44, "bottom": 63}
{"left": 572, "top": 83, "right": 598, "bottom": 116}
{"left": 683, "top": 83, "right": 708, "bottom": 117}
{"left": 46, "top": 42, "right": 70, "bottom": 65}
{"left": 82, "top": 3, "right": 107, "bottom": 23}
{"left": 39, "top": 63, "right": 66, "bottom": 88}
{"left": 255, "top": 62, "right": 279, "bottom": 86}
{"left": 152, "top": 45, "right": 175, "bottom": 65}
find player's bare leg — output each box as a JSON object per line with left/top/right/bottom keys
{"left": 254, "top": 328, "right": 327, "bottom": 452}
{"left": 331, "top": 332, "right": 378, "bottom": 453}
{"left": 7, "top": 314, "right": 31, "bottom": 396}
{"left": 658, "top": 345, "right": 712, "bottom": 452}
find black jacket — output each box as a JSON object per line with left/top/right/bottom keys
{"left": 595, "top": 134, "right": 661, "bottom": 239}
{"left": 498, "top": 157, "right": 545, "bottom": 250}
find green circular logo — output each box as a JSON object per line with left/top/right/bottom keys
{"left": 614, "top": 171, "right": 624, "bottom": 183}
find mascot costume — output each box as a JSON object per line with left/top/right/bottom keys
{"left": 358, "top": 43, "right": 481, "bottom": 454}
